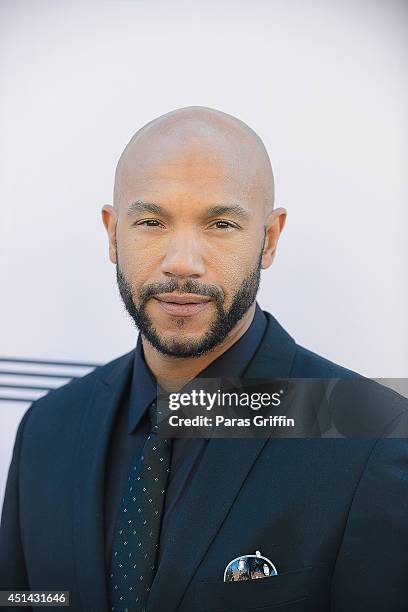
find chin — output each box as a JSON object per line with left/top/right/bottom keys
{"left": 152, "top": 312, "right": 213, "bottom": 333}
{"left": 160, "top": 330, "right": 206, "bottom": 345}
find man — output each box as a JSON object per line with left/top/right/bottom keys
{"left": 1, "top": 107, "right": 407, "bottom": 611}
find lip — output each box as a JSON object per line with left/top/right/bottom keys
{"left": 153, "top": 294, "right": 211, "bottom": 317}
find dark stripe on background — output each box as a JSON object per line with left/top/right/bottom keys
{"left": 0, "top": 356, "right": 99, "bottom": 405}
{"left": 0, "top": 383, "right": 52, "bottom": 391}
{"left": 0, "top": 370, "right": 79, "bottom": 379}
{"left": 0, "top": 357, "right": 101, "bottom": 368}
{"left": 0, "top": 397, "right": 39, "bottom": 403}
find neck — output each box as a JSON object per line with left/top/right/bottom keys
{"left": 141, "top": 302, "right": 256, "bottom": 391}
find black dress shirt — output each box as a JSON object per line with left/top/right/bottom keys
{"left": 104, "top": 302, "right": 267, "bottom": 569}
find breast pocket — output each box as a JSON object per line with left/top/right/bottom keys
{"left": 194, "top": 566, "right": 313, "bottom": 612}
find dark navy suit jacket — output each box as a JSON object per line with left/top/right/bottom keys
{"left": 1, "top": 311, "right": 407, "bottom": 611}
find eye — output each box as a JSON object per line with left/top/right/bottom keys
{"left": 210, "top": 220, "right": 238, "bottom": 230}
{"left": 134, "top": 219, "right": 164, "bottom": 228}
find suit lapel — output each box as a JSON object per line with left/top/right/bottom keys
{"left": 147, "top": 312, "right": 297, "bottom": 611}
{"left": 73, "top": 351, "right": 134, "bottom": 612}
{"left": 243, "top": 312, "right": 298, "bottom": 380}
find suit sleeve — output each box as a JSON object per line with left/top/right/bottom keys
{"left": 0, "top": 407, "right": 32, "bottom": 590}
{"left": 331, "top": 437, "right": 408, "bottom": 611}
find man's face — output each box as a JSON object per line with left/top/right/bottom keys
{"left": 109, "top": 141, "right": 271, "bottom": 358}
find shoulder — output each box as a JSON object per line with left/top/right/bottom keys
{"left": 261, "top": 310, "right": 360, "bottom": 379}
{"left": 291, "top": 344, "right": 360, "bottom": 378}
{"left": 290, "top": 345, "right": 407, "bottom": 438}
{"left": 22, "top": 350, "right": 134, "bottom": 432}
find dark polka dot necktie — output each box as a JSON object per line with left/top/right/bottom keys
{"left": 108, "top": 400, "right": 171, "bottom": 612}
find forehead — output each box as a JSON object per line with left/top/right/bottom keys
{"left": 116, "top": 130, "right": 267, "bottom": 211}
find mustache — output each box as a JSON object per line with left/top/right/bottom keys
{"left": 139, "top": 278, "right": 224, "bottom": 306}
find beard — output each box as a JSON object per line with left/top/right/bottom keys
{"left": 115, "top": 248, "right": 263, "bottom": 358}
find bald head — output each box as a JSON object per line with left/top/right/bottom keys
{"left": 113, "top": 106, "right": 274, "bottom": 215}
{"left": 103, "top": 107, "right": 286, "bottom": 360}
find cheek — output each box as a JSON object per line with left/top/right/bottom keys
{"left": 117, "top": 235, "right": 161, "bottom": 281}
{"left": 208, "top": 249, "right": 257, "bottom": 302}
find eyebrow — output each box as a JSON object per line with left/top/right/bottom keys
{"left": 127, "top": 200, "right": 165, "bottom": 217}
{"left": 126, "top": 200, "right": 250, "bottom": 220}
{"left": 204, "top": 204, "right": 249, "bottom": 220}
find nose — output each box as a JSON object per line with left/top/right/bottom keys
{"left": 160, "top": 230, "right": 205, "bottom": 278}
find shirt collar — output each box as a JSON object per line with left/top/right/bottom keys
{"left": 128, "top": 301, "right": 267, "bottom": 433}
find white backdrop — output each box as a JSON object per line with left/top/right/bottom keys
{"left": 1, "top": 0, "right": 407, "bottom": 507}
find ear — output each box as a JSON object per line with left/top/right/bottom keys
{"left": 261, "top": 207, "right": 287, "bottom": 269}
{"left": 101, "top": 204, "right": 118, "bottom": 264}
